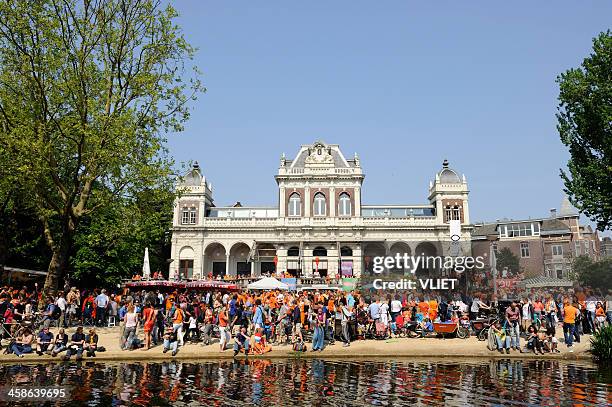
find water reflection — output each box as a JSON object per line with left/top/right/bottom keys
{"left": 0, "top": 359, "right": 610, "bottom": 406}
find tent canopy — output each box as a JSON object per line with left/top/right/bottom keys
{"left": 247, "top": 277, "right": 289, "bottom": 290}
{"left": 520, "top": 276, "right": 574, "bottom": 289}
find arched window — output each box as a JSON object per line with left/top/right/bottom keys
{"left": 313, "top": 246, "right": 327, "bottom": 257}
{"left": 340, "top": 246, "right": 353, "bottom": 257}
{"left": 288, "top": 193, "right": 301, "bottom": 217}
{"left": 287, "top": 247, "right": 300, "bottom": 257}
{"left": 313, "top": 192, "right": 326, "bottom": 216}
{"left": 338, "top": 192, "right": 351, "bottom": 217}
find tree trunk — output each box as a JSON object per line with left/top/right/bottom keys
{"left": 43, "top": 228, "right": 72, "bottom": 298}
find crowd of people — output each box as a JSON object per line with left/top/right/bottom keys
{"left": 1, "top": 282, "right": 611, "bottom": 360}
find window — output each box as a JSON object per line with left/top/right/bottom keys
{"left": 340, "top": 246, "right": 353, "bottom": 257}
{"left": 338, "top": 193, "right": 351, "bottom": 217}
{"left": 575, "top": 241, "right": 581, "bottom": 256}
{"left": 313, "top": 246, "right": 327, "bottom": 257}
{"left": 554, "top": 264, "right": 563, "bottom": 279}
{"left": 444, "top": 206, "right": 461, "bottom": 222}
{"left": 552, "top": 245, "right": 563, "bottom": 256}
{"left": 313, "top": 192, "right": 326, "bottom": 216}
{"left": 181, "top": 207, "right": 197, "bottom": 225}
{"left": 288, "top": 193, "right": 301, "bottom": 217}
{"left": 287, "top": 247, "right": 300, "bottom": 257}
{"left": 179, "top": 259, "right": 194, "bottom": 279}
{"left": 520, "top": 242, "right": 530, "bottom": 258}
{"left": 500, "top": 223, "right": 537, "bottom": 238}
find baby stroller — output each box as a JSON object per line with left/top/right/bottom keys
{"left": 374, "top": 321, "right": 389, "bottom": 340}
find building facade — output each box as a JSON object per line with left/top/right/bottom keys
{"left": 471, "top": 198, "right": 601, "bottom": 279}
{"left": 169, "top": 141, "right": 472, "bottom": 280}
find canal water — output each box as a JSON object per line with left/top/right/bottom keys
{"left": 0, "top": 358, "right": 610, "bottom": 406}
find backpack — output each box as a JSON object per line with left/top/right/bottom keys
{"left": 293, "top": 340, "right": 307, "bottom": 352}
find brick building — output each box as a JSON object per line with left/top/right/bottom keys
{"left": 471, "top": 198, "right": 601, "bottom": 279}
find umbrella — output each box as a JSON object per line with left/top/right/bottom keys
{"left": 247, "top": 277, "right": 289, "bottom": 290}
{"left": 142, "top": 247, "right": 151, "bottom": 279}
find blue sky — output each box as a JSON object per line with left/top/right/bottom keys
{"left": 167, "top": 1, "right": 611, "bottom": 230}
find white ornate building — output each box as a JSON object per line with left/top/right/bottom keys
{"left": 169, "top": 141, "right": 472, "bottom": 280}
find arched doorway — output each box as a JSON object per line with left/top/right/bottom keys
{"left": 178, "top": 246, "right": 195, "bottom": 280}
{"left": 204, "top": 243, "right": 227, "bottom": 278}
{"left": 230, "top": 242, "right": 251, "bottom": 277}
{"left": 414, "top": 241, "right": 439, "bottom": 277}
{"left": 286, "top": 246, "right": 301, "bottom": 277}
{"left": 389, "top": 242, "right": 412, "bottom": 275}
{"left": 312, "top": 246, "right": 328, "bottom": 277}
{"left": 363, "top": 242, "right": 386, "bottom": 276}
{"left": 257, "top": 243, "right": 277, "bottom": 276}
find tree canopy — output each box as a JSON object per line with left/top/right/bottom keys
{"left": 571, "top": 255, "right": 612, "bottom": 293}
{"left": 557, "top": 31, "right": 612, "bottom": 231}
{"left": 0, "top": 0, "right": 202, "bottom": 294}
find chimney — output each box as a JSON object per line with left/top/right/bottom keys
{"left": 550, "top": 208, "right": 557, "bottom": 218}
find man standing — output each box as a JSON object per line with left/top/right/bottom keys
{"left": 94, "top": 289, "right": 109, "bottom": 327}
{"left": 55, "top": 292, "right": 68, "bottom": 328}
{"left": 66, "top": 287, "right": 80, "bottom": 326}
{"left": 563, "top": 299, "right": 579, "bottom": 352}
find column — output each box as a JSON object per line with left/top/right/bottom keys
{"left": 225, "top": 253, "right": 230, "bottom": 276}
{"left": 304, "top": 185, "right": 311, "bottom": 217}
{"left": 250, "top": 261, "right": 255, "bottom": 277}
{"left": 201, "top": 253, "right": 206, "bottom": 280}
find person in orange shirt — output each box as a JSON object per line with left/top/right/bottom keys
{"left": 562, "top": 300, "right": 579, "bottom": 350}
{"left": 428, "top": 298, "right": 438, "bottom": 321}
{"left": 218, "top": 306, "right": 230, "bottom": 352}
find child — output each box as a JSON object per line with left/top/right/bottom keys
{"left": 233, "top": 326, "right": 250, "bottom": 357}
{"left": 162, "top": 325, "right": 178, "bottom": 357}
{"left": 187, "top": 315, "right": 198, "bottom": 342}
{"left": 543, "top": 326, "right": 560, "bottom": 353}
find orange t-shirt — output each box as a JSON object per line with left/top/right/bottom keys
{"left": 219, "top": 311, "right": 228, "bottom": 327}
{"left": 418, "top": 302, "right": 429, "bottom": 313}
{"left": 563, "top": 305, "right": 578, "bottom": 324}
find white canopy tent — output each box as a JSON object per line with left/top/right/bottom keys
{"left": 247, "top": 277, "right": 289, "bottom": 290}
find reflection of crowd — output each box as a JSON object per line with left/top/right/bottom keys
{"left": 0, "top": 359, "right": 607, "bottom": 405}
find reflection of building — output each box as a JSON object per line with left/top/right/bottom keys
{"left": 471, "top": 198, "right": 601, "bottom": 279}
{"left": 169, "top": 141, "right": 472, "bottom": 280}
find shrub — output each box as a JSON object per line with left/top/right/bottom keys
{"left": 589, "top": 325, "right": 612, "bottom": 362}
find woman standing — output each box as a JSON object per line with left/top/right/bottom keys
{"left": 142, "top": 302, "right": 156, "bottom": 350}
{"left": 122, "top": 304, "right": 139, "bottom": 350}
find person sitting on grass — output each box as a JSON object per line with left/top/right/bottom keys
{"left": 233, "top": 326, "right": 250, "bottom": 358}
{"left": 84, "top": 328, "right": 98, "bottom": 357}
{"left": 36, "top": 326, "right": 54, "bottom": 355}
{"left": 162, "top": 325, "right": 178, "bottom": 357}
{"left": 64, "top": 327, "right": 86, "bottom": 361}
{"left": 9, "top": 328, "right": 34, "bottom": 358}
{"left": 492, "top": 321, "right": 511, "bottom": 354}
{"left": 51, "top": 328, "right": 68, "bottom": 357}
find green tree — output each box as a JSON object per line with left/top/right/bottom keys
{"left": 70, "top": 185, "right": 174, "bottom": 287}
{"left": 557, "top": 31, "right": 612, "bottom": 231}
{"left": 572, "top": 255, "right": 612, "bottom": 292}
{"left": 496, "top": 247, "right": 521, "bottom": 276}
{"left": 0, "top": 0, "right": 202, "bottom": 295}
